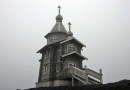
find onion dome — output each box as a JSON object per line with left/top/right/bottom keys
{"left": 68, "top": 30, "right": 73, "bottom": 36}
{"left": 56, "top": 14, "right": 63, "bottom": 22}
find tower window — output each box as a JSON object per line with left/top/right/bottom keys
{"left": 68, "top": 63, "right": 76, "bottom": 68}
{"left": 43, "top": 64, "right": 49, "bottom": 74}
{"left": 53, "top": 36, "right": 57, "bottom": 40}
{"left": 44, "top": 51, "right": 48, "bottom": 59}
{"left": 56, "top": 64, "right": 60, "bottom": 72}
{"left": 67, "top": 44, "right": 75, "bottom": 53}
{"left": 48, "top": 37, "right": 52, "bottom": 42}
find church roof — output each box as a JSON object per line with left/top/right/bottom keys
{"left": 50, "top": 20, "right": 67, "bottom": 33}
{"left": 60, "top": 36, "right": 86, "bottom": 47}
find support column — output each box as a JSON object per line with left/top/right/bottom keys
{"left": 99, "top": 69, "right": 103, "bottom": 84}
{"left": 72, "top": 76, "right": 74, "bottom": 86}
{"left": 71, "top": 65, "right": 74, "bottom": 86}
{"left": 85, "top": 65, "right": 88, "bottom": 84}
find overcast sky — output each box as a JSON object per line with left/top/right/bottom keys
{"left": 0, "top": 0, "right": 130, "bottom": 90}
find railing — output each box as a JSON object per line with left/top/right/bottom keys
{"left": 72, "top": 67, "right": 86, "bottom": 79}
{"left": 87, "top": 68, "right": 101, "bottom": 80}
{"left": 68, "top": 66, "right": 102, "bottom": 85}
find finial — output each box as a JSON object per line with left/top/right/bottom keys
{"left": 67, "top": 22, "right": 73, "bottom": 36}
{"left": 68, "top": 22, "right": 71, "bottom": 31}
{"left": 56, "top": 6, "right": 63, "bottom": 22}
{"left": 58, "top": 6, "right": 61, "bottom": 14}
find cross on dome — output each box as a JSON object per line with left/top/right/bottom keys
{"left": 58, "top": 6, "right": 61, "bottom": 14}
{"left": 56, "top": 6, "right": 63, "bottom": 22}
{"left": 68, "top": 22, "right": 71, "bottom": 31}
{"left": 68, "top": 22, "right": 73, "bottom": 36}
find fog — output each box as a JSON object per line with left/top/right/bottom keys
{"left": 0, "top": 0, "right": 130, "bottom": 90}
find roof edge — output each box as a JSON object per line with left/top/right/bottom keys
{"left": 61, "top": 51, "right": 88, "bottom": 60}
{"left": 60, "top": 36, "right": 86, "bottom": 47}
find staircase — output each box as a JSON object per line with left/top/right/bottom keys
{"left": 68, "top": 66, "right": 102, "bottom": 85}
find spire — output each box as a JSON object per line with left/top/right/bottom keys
{"left": 46, "top": 6, "right": 67, "bottom": 35}
{"left": 56, "top": 6, "right": 63, "bottom": 22}
{"left": 67, "top": 22, "right": 73, "bottom": 36}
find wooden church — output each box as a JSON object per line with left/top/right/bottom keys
{"left": 36, "top": 6, "right": 103, "bottom": 87}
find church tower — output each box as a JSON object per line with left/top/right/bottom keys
{"left": 36, "top": 6, "right": 102, "bottom": 87}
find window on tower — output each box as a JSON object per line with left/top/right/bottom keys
{"left": 44, "top": 51, "right": 48, "bottom": 59}
{"left": 56, "top": 64, "right": 60, "bottom": 72}
{"left": 67, "top": 44, "right": 76, "bottom": 53}
{"left": 68, "top": 63, "right": 76, "bottom": 68}
{"left": 43, "top": 64, "right": 49, "bottom": 74}
{"left": 53, "top": 36, "right": 57, "bottom": 40}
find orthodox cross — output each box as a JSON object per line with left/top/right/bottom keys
{"left": 68, "top": 22, "right": 71, "bottom": 31}
{"left": 58, "top": 6, "right": 61, "bottom": 14}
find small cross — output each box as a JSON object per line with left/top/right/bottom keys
{"left": 68, "top": 22, "right": 71, "bottom": 31}
{"left": 58, "top": 6, "right": 61, "bottom": 14}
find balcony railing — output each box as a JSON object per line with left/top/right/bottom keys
{"left": 68, "top": 66, "right": 103, "bottom": 85}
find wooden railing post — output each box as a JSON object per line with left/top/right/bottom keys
{"left": 72, "top": 65, "right": 74, "bottom": 86}
{"left": 72, "top": 75, "right": 74, "bottom": 86}
{"left": 85, "top": 65, "right": 88, "bottom": 84}
{"left": 99, "top": 69, "right": 103, "bottom": 84}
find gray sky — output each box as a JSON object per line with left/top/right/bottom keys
{"left": 0, "top": 0, "right": 130, "bottom": 90}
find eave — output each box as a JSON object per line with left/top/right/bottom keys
{"left": 45, "top": 32, "right": 67, "bottom": 38}
{"left": 37, "top": 41, "right": 61, "bottom": 53}
{"left": 37, "top": 45, "right": 48, "bottom": 53}
{"left": 61, "top": 51, "right": 88, "bottom": 60}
